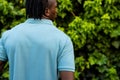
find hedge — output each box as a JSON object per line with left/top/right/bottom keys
{"left": 0, "top": 0, "right": 120, "bottom": 80}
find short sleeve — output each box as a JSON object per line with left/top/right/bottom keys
{"left": 0, "top": 38, "right": 7, "bottom": 61}
{"left": 57, "top": 37, "right": 75, "bottom": 72}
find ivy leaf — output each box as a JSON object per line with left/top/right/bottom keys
{"left": 101, "top": 13, "right": 110, "bottom": 20}
{"left": 112, "top": 41, "right": 120, "bottom": 49}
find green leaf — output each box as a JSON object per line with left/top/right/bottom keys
{"left": 112, "top": 41, "right": 120, "bottom": 49}
{"left": 101, "top": 13, "right": 110, "bottom": 20}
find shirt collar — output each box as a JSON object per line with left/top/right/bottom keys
{"left": 25, "top": 18, "right": 53, "bottom": 25}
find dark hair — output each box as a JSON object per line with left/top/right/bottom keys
{"left": 26, "top": 0, "right": 48, "bottom": 19}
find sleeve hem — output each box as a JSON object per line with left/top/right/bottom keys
{"left": 58, "top": 67, "right": 75, "bottom": 72}
{"left": 0, "top": 56, "right": 7, "bottom": 61}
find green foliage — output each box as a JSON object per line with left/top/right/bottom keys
{"left": 0, "top": 0, "right": 25, "bottom": 34}
{"left": 0, "top": 0, "right": 120, "bottom": 80}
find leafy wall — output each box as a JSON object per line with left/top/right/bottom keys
{"left": 0, "top": 0, "right": 120, "bottom": 80}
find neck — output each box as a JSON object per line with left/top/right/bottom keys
{"left": 42, "top": 15, "right": 50, "bottom": 19}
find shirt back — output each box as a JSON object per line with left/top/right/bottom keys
{"left": 0, "top": 19, "right": 75, "bottom": 80}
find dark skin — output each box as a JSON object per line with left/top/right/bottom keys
{"left": 60, "top": 71, "right": 74, "bottom": 80}
{"left": 43, "top": 0, "right": 74, "bottom": 80}
{"left": 0, "top": 0, "right": 74, "bottom": 80}
{"left": 0, "top": 61, "right": 6, "bottom": 75}
{"left": 44, "top": 0, "right": 74, "bottom": 80}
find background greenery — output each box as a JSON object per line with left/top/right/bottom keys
{"left": 0, "top": 0, "right": 120, "bottom": 80}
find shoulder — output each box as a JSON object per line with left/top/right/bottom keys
{"left": 53, "top": 27, "right": 69, "bottom": 39}
{"left": 55, "top": 29, "right": 72, "bottom": 46}
{"left": 1, "top": 23, "right": 24, "bottom": 39}
{"left": 58, "top": 29, "right": 71, "bottom": 41}
{"left": 1, "top": 30, "right": 10, "bottom": 38}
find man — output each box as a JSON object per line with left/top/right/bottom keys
{"left": 0, "top": 0, "right": 75, "bottom": 80}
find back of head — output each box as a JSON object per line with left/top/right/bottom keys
{"left": 26, "top": 0, "right": 48, "bottom": 19}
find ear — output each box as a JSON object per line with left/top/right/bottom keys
{"left": 44, "top": 8, "right": 50, "bottom": 17}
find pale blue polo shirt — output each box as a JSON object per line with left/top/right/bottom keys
{"left": 0, "top": 19, "right": 75, "bottom": 80}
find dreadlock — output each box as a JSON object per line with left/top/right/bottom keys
{"left": 26, "top": 0, "right": 48, "bottom": 19}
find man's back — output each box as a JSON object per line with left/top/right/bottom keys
{"left": 0, "top": 0, "right": 75, "bottom": 79}
{"left": 1, "top": 19, "right": 75, "bottom": 80}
